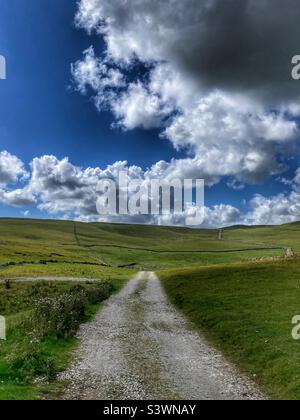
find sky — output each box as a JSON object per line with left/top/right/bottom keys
{"left": 1, "top": 0, "right": 300, "bottom": 227}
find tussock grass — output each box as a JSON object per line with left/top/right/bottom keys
{"left": 0, "top": 279, "right": 126, "bottom": 400}
{"left": 161, "top": 259, "right": 300, "bottom": 400}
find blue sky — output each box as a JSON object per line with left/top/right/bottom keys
{"left": 0, "top": 0, "right": 180, "bottom": 167}
{"left": 0, "top": 0, "right": 186, "bottom": 220}
{"left": 0, "top": 0, "right": 300, "bottom": 226}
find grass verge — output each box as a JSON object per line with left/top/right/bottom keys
{"left": 0, "top": 276, "right": 130, "bottom": 400}
{"left": 160, "top": 258, "right": 300, "bottom": 400}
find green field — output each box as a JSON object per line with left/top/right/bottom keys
{"left": 0, "top": 278, "right": 130, "bottom": 400}
{"left": 0, "top": 218, "right": 300, "bottom": 399}
{"left": 160, "top": 261, "right": 300, "bottom": 400}
{"left": 0, "top": 218, "right": 286, "bottom": 273}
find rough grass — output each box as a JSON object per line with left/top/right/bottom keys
{"left": 160, "top": 259, "right": 300, "bottom": 400}
{"left": 0, "top": 277, "right": 128, "bottom": 400}
{"left": 0, "top": 218, "right": 300, "bottom": 400}
{"left": 0, "top": 218, "right": 285, "bottom": 275}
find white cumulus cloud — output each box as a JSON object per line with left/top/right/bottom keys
{"left": 0, "top": 151, "right": 28, "bottom": 186}
{"left": 73, "top": 0, "right": 300, "bottom": 186}
{"left": 1, "top": 151, "right": 300, "bottom": 227}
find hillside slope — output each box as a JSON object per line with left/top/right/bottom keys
{"left": 0, "top": 218, "right": 289, "bottom": 277}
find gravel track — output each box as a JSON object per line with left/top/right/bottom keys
{"left": 60, "top": 272, "right": 264, "bottom": 400}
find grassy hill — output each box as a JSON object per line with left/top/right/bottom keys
{"left": 161, "top": 259, "right": 300, "bottom": 400}
{"left": 0, "top": 218, "right": 300, "bottom": 399}
{"left": 0, "top": 218, "right": 287, "bottom": 278}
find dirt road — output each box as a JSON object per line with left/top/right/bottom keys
{"left": 60, "top": 272, "right": 263, "bottom": 400}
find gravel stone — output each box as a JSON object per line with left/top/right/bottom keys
{"left": 60, "top": 272, "right": 264, "bottom": 400}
